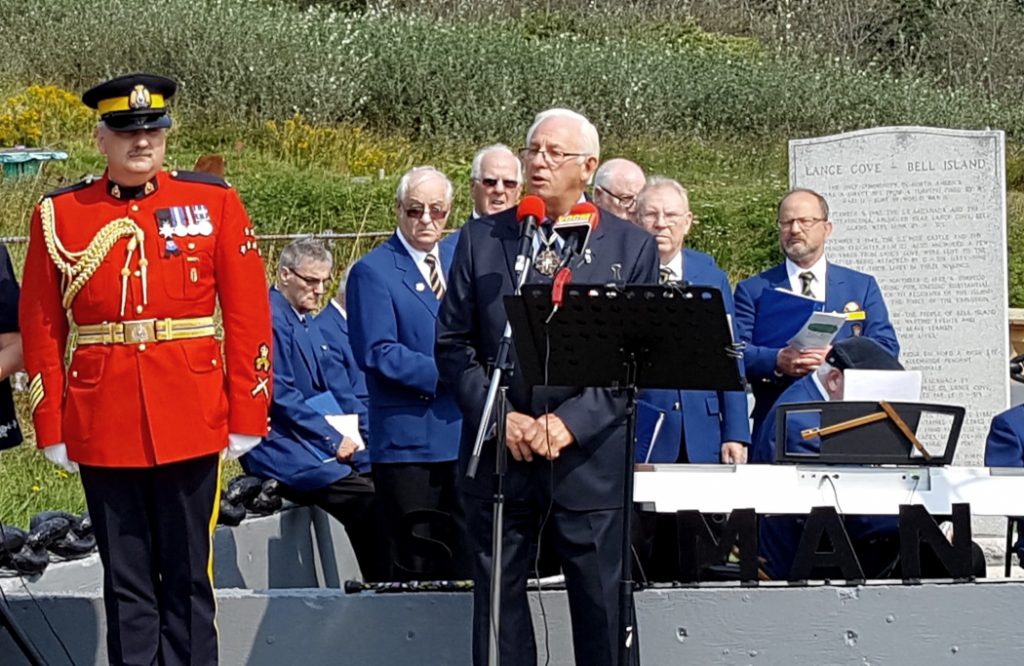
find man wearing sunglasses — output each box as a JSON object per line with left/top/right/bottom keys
{"left": 347, "top": 166, "right": 466, "bottom": 581}
{"left": 469, "top": 144, "right": 523, "bottom": 220}
{"left": 733, "top": 188, "right": 900, "bottom": 442}
{"left": 593, "top": 157, "right": 645, "bottom": 219}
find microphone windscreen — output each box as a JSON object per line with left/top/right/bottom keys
{"left": 568, "top": 201, "right": 600, "bottom": 230}
{"left": 517, "top": 195, "right": 546, "bottom": 224}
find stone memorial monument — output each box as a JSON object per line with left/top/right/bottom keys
{"left": 790, "top": 126, "right": 1007, "bottom": 466}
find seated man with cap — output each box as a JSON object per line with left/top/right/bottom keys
{"left": 754, "top": 337, "right": 905, "bottom": 580}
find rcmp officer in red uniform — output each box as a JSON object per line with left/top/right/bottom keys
{"left": 19, "top": 74, "right": 272, "bottom": 666}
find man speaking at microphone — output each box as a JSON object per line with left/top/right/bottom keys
{"left": 437, "top": 108, "right": 659, "bottom": 666}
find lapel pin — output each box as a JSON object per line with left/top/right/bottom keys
{"left": 416, "top": 282, "right": 426, "bottom": 292}
{"left": 584, "top": 248, "right": 592, "bottom": 264}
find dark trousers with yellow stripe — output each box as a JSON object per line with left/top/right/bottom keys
{"left": 81, "top": 454, "right": 221, "bottom": 666}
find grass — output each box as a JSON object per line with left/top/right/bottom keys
{"left": 1, "top": 0, "right": 1023, "bottom": 524}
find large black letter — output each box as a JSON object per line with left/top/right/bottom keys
{"left": 789, "top": 507, "right": 864, "bottom": 582}
{"left": 676, "top": 509, "right": 758, "bottom": 583}
{"left": 899, "top": 503, "right": 973, "bottom": 581}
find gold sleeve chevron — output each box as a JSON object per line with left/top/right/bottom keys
{"left": 28, "top": 374, "right": 44, "bottom": 413}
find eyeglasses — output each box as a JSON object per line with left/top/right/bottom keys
{"left": 596, "top": 186, "right": 638, "bottom": 211}
{"left": 404, "top": 206, "right": 449, "bottom": 222}
{"left": 518, "top": 147, "right": 588, "bottom": 168}
{"left": 778, "top": 217, "right": 826, "bottom": 230}
{"left": 288, "top": 268, "right": 331, "bottom": 288}
{"left": 640, "top": 211, "right": 689, "bottom": 228}
{"left": 476, "top": 177, "right": 520, "bottom": 189}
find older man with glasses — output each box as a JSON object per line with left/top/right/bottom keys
{"left": 438, "top": 108, "right": 659, "bottom": 666}
{"left": 242, "top": 238, "right": 383, "bottom": 581}
{"left": 593, "top": 157, "right": 645, "bottom": 219}
{"left": 733, "top": 188, "right": 900, "bottom": 441}
{"left": 347, "top": 166, "right": 466, "bottom": 581}
{"left": 469, "top": 144, "right": 523, "bottom": 220}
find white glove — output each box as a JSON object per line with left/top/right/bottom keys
{"left": 223, "top": 433, "right": 261, "bottom": 461}
{"left": 43, "top": 443, "right": 79, "bottom": 474}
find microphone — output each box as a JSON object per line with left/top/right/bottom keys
{"left": 552, "top": 201, "right": 599, "bottom": 266}
{"left": 514, "top": 195, "right": 545, "bottom": 281}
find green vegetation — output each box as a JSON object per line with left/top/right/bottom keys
{"left": 1, "top": 0, "right": 1022, "bottom": 523}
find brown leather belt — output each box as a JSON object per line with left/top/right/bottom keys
{"left": 77, "top": 317, "right": 216, "bottom": 345}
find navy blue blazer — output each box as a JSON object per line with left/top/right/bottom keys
{"left": 755, "top": 375, "right": 897, "bottom": 579}
{"left": 242, "top": 288, "right": 369, "bottom": 492}
{"left": 314, "top": 302, "right": 369, "bottom": 415}
{"left": 635, "top": 249, "right": 750, "bottom": 464}
{"left": 986, "top": 405, "right": 1024, "bottom": 467}
{"left": 347, "top": 233, "right": 462, "bottom": 464}
{"left": 436, "top": 206, "right": 660, "bottom": 511}
{"left": 734, "top": 262, "right": 900, "bottom": 439}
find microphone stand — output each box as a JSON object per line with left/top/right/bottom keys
{"left": 466, "top": 223, "right": 536, "bottom": 666}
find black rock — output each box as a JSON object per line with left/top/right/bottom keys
{"left": 30, "top": 510, "right": 79, "bottom": 532}
{"left": 48, "top": 533, "right": 97, "bottom": 559}
{"left": 74, "top": 512, "right": 92, "bottom": 538}
{"left": 218, "top": 499, "right": 246, "bottom": 526}
{"left": 27, "top": 517, "right": 72, "bottom": 548}
{"left": 10, "top": 543, "right": 49, "bottom": 575}
{"left": 244, "top": 491, "right": 282, "bottom": 516}
{"left": 0, "top": 525, "right": 28, "bottom": 565}
{"left": 224, "top": 475, "right": 263, "bottom": 505}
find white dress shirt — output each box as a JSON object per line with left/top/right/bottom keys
{"left": 396, "top": 229, "right": 446, "bottom": 290}
{"left": 785, "top": 255, "right": 827, "bottom": 301}
{"left": 660, "top": 251, "right": 685, "bottom": 282}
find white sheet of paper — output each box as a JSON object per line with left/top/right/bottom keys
{"left": 912, "top": 411, "right": 955, "bottom": 458}
{"left": 787, "top": 311, "right": 848, "bottom": 349}
{"left": 842, "top": 370, "right": 922, "bottom": 402}
{"left": 324, "top": 414, "right": 366, "bottom": 451}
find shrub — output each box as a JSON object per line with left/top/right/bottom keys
{"left": 0, "top": 85, "right": 94, "bottom": 147}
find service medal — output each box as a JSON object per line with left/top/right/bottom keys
{"left": 535, "top": 248, "right": 560, "bottom": 277}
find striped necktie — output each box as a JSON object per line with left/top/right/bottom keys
{"left": 659, "top": 266, "right": 673, "bottom": 284}
{"left": 799, "top": 271, "right": 814, "bottom": 297}
{"left": 424, "top": 254, "right": 445, "bottom": 300}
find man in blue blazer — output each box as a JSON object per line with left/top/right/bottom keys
{"left": 242, "top": 238, "right": 381, "bottom": 581}
{"left": 631, "top": 177, "right": 750, "bottom": 465}
{"left": 985, "top": 404, "right": 1024, "bottom": 564}
{"left": 437, "top": 109, "right": 660, "bottom": 666}
{"left": 314, "top": 265, "right": 368, "bottom": 415}
{"left": 348, "top": 166, "right": 465, "bottom": 581}
{"left": 754, "top": 338, "right": 904, "bottom": 580}
{"left": 734, "top": 188, "right": 900, "bottom": 440}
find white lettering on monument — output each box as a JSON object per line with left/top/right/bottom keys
{"left": 790, "top": 127, "right": 1008, "bottom": 466}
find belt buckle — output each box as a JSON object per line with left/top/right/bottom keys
{"left": 123, "top": 319, "right": 157, "bottom": 344}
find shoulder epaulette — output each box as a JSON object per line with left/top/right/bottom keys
{"left": 41, "top": 175, "right": 99, "bottom": 201}
{"left": 169, "top": 170, "right": 231, "bottom": 188}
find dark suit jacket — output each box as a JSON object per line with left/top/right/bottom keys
{"left": 348, "top": 233, "right": 462, "bottom": 463}
{"left": 242, "top": 288, "right": 369, "bottom": 492}
{"left": 734, "top": 261, "right": 899, "bottom": 438}
{"left": 435, "top": 206, "right": 660, "bottom": 511}
{"left": 635, "top": 249, "right": 750, "bottom": 464}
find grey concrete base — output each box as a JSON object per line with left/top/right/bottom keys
{"left": 6, "top": 507, "right": 1024, "bottom": 664}
{"left": 7, "top": 583, "right": 1024, "bottom": 665}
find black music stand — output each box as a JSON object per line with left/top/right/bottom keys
{"left": 505, "top": 283, "right": 743, "bottom": 666}
{"left": 775, "top": 401, "right": 965, "bottom": 465}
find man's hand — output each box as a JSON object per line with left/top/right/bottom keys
{"left": 335, "top": 437, "right": 359, "bottom": 462}
{"left": 776, "top": 346, "right": 829, "bottom": 377}
{"left": 720, "top": 442, "right": 748, "bottom": 464}
{"left": 505, "top": 412, "right": 537, "bottom": 462}
{"left": 524, "top": 414, "right": 575, "bottom": 460}
{"left": 43, "top": 443, "right": 79, "bottom": 474}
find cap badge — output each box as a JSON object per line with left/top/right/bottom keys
{"left": 129, "top": 85, "right": 152, "bottom": 110}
